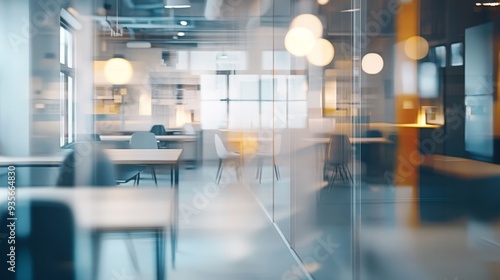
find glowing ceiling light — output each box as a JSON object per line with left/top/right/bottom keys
{"left": 362, "top": 53, "right": 384, "bottom": 74}
{"left": 164, "top": 0, "right": 191, "bottom": 8}
{"left": 284, "top": 27, "right": 316, "bottom": 57}
{"left": 306, "top": 38, "right": 335, "bottom": 66}
{"left": 290, "top": 14, "right": 323, "bottom": 38}
{"left": 104, "top": 56, "right": 133, "bottom": 85}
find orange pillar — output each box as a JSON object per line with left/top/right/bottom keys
{"left": 394, "top": 0, "right": 420, "bottom": 226}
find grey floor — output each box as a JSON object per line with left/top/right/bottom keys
{"left": 96, "top": 163, "right": 307, "bottom": 280}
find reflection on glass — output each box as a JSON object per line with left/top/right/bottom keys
{"left": 451, "top": 42, "right": 464, "bottom": 66}
{"left": 200, "top": 101, "right": 227, "bottom": 129}
{"left": 228, "top": 101, "right": 259, "bottom": 129}
{"left": 229, "top": 75, "right": 259, "bottom": 100}
{"left": 59, "top": 26, "right": 65, "bottom": 64}
{"left": 434, "top": 45, "right": 447, "bottom": 68}
{"left": 418, "top": 62, "right": 439, "bottom": 98}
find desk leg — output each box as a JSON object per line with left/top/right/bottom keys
{"left": 91, "top": 231, "right": 102, "bottom": 280}
{"left": 173, "top": 163, "right": 179, "bottom": 268}
{"left": 156, "top": 229, "right": 166, "bottom": 280}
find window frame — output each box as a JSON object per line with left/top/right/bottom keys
{"left": 60, "top": 21, "right": 76, "bottom": 147}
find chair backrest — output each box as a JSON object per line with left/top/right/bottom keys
{"left": 184, "top": 124, "right": 196, "bottom": 135}
{"left": 325, "top": 134, "right": 351, "bottom": 165}
{"left": 130, "top": 132, "right": 158, "bottom": 149}
{"left": 214, "top": 134, "right": 228, "bottom": 158}
{"left": 366, "top": 129, "right": 383, "bottom": 138}
{"left": 0, "top": 200, "right": 75, "bottom": 280}
{"left": 150, "top": 124, "right": 167, "bottom": 135}
{"left": 56, "top": 142, "right": 116, "bottom": 187}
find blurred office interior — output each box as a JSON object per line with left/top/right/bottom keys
{"left": 1, "top": 0, "right": 500, "bottom": 279}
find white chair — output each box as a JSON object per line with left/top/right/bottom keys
{"left": 214, "top": 134, "right": 241, "bottom": 184}
{"left": 255, "top": 134, "right": 281, "bottom": 183}
{"left": 130, "top": 132, "right": 159, "bottom": 186}
{"left": 183, "top": 124, "right": 196, "bottom": 135}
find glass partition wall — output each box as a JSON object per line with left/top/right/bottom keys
{"left": 91, "top": 0, "right": 360, "bottom": 279}
{"left": 4, "top": 0, "right": 500, "bottom": 279}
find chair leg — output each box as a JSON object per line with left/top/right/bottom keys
{"left": 274, "top": 164, "right": 280, "bottom": 180}
{"left": 133, "top": 174, "right": 138, "bottom": 187}
{"left": 255, "top": 160, "right": 261, "bottom": 179}
{"left": 124, "top": 233, "right": 140, "bottom": 274}
{"left": 217, "top": 160, "right": 224, "bottom": 184}
{"left": 339, "top": 165, "right": 347, "bottom": 183}
{"left": 91, "top": 231, "right": 102, "bottom": 280}
{"left": 151, "top": 167, "right": 158, "bottom": 187}
{"left": 156, "top": 229, "right": 166, "bottom": 280}
{"left": 324, "top": 167, "right": 337, "bottom": 198}
{"left": 215, "top": 159, "right": 223, "bottom": 183}
{"left": 330, "top": 166, "right": 339, "bottom": 186}
{"left": 236, "top": 160, "right": 242, "bottom": 181}
{"left": 170, "top": 166, "right": 174, "bottom": 187}
{"left": 258, "top": 159, "right": 263, "bottom": 184}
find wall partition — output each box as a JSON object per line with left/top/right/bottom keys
{"left": 5, "top": 0, "right": 500, "bottom": 279}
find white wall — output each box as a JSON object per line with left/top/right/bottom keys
{"left": 0, "top": 0, "right": 32, "bottom": 156}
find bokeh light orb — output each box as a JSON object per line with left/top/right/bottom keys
{"left": 104, "top": 57, "right": 133, "bottom": 85}
{"left": 307, "top": 38, "right": 335, "bottom": 66}
{"left": 404, "top": 36, "right": 429, "bottom": 60}
{"left": 285, "top": 27, "right": 316, "bottom": 57}
{"left": 362, "top": 53, "right": 384, "bottom": 74}
{"left": 290, "top": 14, "right": 323, "bottom": 38}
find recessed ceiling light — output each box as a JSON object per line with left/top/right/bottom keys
{"left": 340, "top": 8, "right": 360, "bottom": 12}
{"left": 126, "top": 41, "right": 151, "bottom": 48}
{"left": 164, "top": 0, "right": 191, "bottom": 8}
{"left": 177, "top": 31, "right": 185, "bottom": 37}
{"left": 179, "top": 20, "right": 188, "bottom": 26}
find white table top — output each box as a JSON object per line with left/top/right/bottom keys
{"left": 106, "top": 149, "right": 182, "bottom": 165}
{"left": 100, "top": 135, "right": 196, "bottom": 142}
{"left": 0, "top": 149, "right": 183, "bottom": 167}
{"left": 421, "top": 154, "right": 500, "bottom": 180}
{"left": 306, "top": 137, "right": 393, "bottom": 144}
{"left": 0, "top": 187, "right": 173, "bottom": 229}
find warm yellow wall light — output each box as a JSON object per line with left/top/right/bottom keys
{"left": 306, "top": 38, "right": 335, "bottom": 66}
{"left": 104, "top": 56, "right": 133, "bottom": 85}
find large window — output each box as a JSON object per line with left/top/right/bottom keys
{"left": 60, "top": 24, "right": 75, "bottom": 146}
{"left": 200, "top": 74, "right": 308, "bottom": 129}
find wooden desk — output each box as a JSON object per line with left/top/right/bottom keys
{"left": 306, "top": 137, "right": 392, "bottom": 145}
{"left": 0, "top": 149, "right": 182, "bottom": 167}
{"left": 0, "top": 187, "right": 172, "bottom": 229}
{"left": 0, "top": 149, "right": 182, "bottom": 267}
{"left": 0, "top": 187, "right": 173, "bottom": 279}
{"left": 421, "top": 155, "right": 500, "bottom": 180}
{"left": 305, "top": 137, "right": 393, "bottom": 179}
{"left": 419, "top": 155, "right": 500, "bottom": 223}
